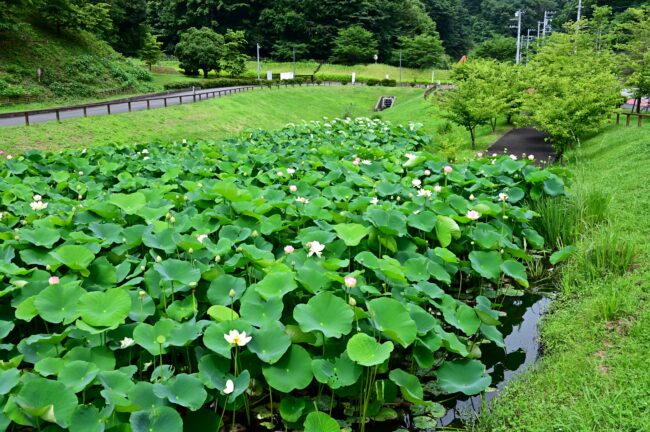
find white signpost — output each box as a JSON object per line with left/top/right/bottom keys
{"left": 351, "top": 72, "right": 356, "bottom": 85}
{"left": 266, "top": 71, "right": 273, "bottom": 80}
{"left": 280, "top": 72, "right": 294, "bottom": 80}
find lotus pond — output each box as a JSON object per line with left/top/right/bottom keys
{"left": 0, "top": 118, "right": 565, "bottom": 432}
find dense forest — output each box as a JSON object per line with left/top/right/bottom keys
{"left": 1, "top": 0, "right": 646, "bottom": 65}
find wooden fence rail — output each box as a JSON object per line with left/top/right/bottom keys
{"left": 612, "top": 111, "right": 650, "bottom": 127}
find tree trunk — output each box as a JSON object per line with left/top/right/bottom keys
{"left": 491, "top": 118, "right": 497, "bottom": 132}
{"left": 469, "top": 127, "right": 476, "bottom": 149}
{"left": 636, "top": 97, "right": 641, "bottom": 114}
{"left": 203, "top": 69, "right": 209, "bottom": 79}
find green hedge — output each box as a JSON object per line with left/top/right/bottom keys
{"left": 163, "top": 77, "right": 314, "bottom": 90}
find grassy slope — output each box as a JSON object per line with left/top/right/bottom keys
{"left": 153, "top": 60, "right": 451, "bottom": 83}
{"left": 476, "top": 124, "right": 650, "bottom": 431}
{"left": 0, "top": 86, "right": 506, "bottom": 157}
{"left": 0, "top": 22, "right": 153, "bottom": 106}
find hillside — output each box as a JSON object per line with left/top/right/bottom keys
{"left": 0, "top": 21, "right": 154, "bottom": 103}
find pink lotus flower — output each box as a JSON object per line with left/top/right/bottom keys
{"left": 284, "top": 245, "right": 295, "bottom": 254}
{"left": 434, "top": 185, "right": 442, "bottom": 193}
{"left": 466, "top": 210, "right": 481, "bottom": 220}
{"left": 352, "top": 158, "right": 361, "bottom": 165}
{"left": 48, "top": 276, "right": 60, "bottom": 285}
{"left": 344, "top": 276, "right": 357, "bottom": 288}
{"left": 277, "top": 171, "right": 284, "bottom": 177}
{"left": 289, "top": 185, "right": 297, "bottom": 193}
{"left": 443, "top": 165, "right": 453, "bottom": 174}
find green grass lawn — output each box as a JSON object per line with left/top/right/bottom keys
{"left": 151, "top": 59, "right": 451, "bottom": 83}
{"left": 474, "top": 124, "right": 650, "bottom": 432}
{"left": 0, "top": 86, "right": 505, "bottom": 157}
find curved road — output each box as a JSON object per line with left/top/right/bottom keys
{"left": 0, "top": 85, "right": 260, "bottom": 127}
{"left": 488, "top": 127, "right": 555, "bottom": 165}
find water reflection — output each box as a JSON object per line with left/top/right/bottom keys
{"left": 437, "top": 295, "right": 552, "bottom": 427}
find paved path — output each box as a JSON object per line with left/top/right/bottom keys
{"left": 488, "top": 127, "right": 556, "bottom": 165}
{"left": 0, "top": 85, "right": 257, "bottom": 127}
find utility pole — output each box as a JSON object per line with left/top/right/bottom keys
{"left": 542, "top": 11, "right": 555, "bottom": 37}
{"left": 399, "top": 51, "right": 402, "bottom": 85}
{"left": 292, "top": 46, "right": 296, "bottom": 77}
{"left": 256, "top": 43, "right": 261, "bottom": 81}
{"left": 577, "top": 0, "right": 583, "bottom": 22}
{"left": 511, "top": 10, "right": 523, "bottom": 64}
{"left": 537, "top": 21, "right": 542, "bottom": 46}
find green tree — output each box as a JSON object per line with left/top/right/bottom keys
{"left": 222, "top": 29, "right": 247, "bottom": 77}
{"left": 108, "top": 0, "right": 148, "bottom": 56}
{"left": 398, "top": 33, "right": 447, "bottom": 68}
{"left": 522, "top": 31, "right": 621, "bottom": 156}
{"left": 439, "top": 60, "right": 512, "bottom": 148}
{"left": 472, "top": 35, "right": 517, "bottom": 62}
{"left": 329, "top": 26, "right": 378, "bottom": 65}
{"left": 174, "top": 27, "right": 225, "bottom": 78}
{"left": 140, "top": 33, "right": 163, "bottom": 71}
{"left": 614, "top": 6, "right": 650, "bottom": 113}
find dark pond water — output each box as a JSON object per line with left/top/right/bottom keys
{"left": 436, "top": 294, "right": 552, "bottom": 428}
{"left": 372, "top": 293, "right": 552, "bottom": 431}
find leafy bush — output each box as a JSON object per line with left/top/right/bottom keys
{"left": 0, "top": 119, "right": 565, "bottom": 431}
{"left": 330, "top": 26, "right": 378, "bottom": 65}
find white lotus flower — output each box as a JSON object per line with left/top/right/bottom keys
{"left": 30, "top": 201, "right": 48, "bottom": 211}
{"left": 411, "top": 179, "right": 422, "bottom": 188}
{"left": 33, "top": 194, "right": 42, "bottom": 201}
{"left": 306, "top": 241, "right": 325, "bottom": 257}
{"left": 120, "top": 337, "right": 135, "bottom": 349}
{"left": 499, "top": 193, "right": 509, "bottom": 202}
{"left": 370, "top": 197, "right": 379, "bottom": 205}
{"left": 287, "top": 168, "right": 296, "bottom": 175}
{"left": 295, "top": 196, "right": 309, "bottom": 204}
{"left": 417, "top": 189, "right": 432, "bottom": 198}
{"left": 224, "top": 329, "right": 252, "bottom": 347}
{"left": 289, "top": 185, "right": 298, "bottom": 193}
{"left": 361, "top": 159, "right": 371, "bottom": 165}
{"left": 223, "top": 379, "right": 234, "bottom": 395}
{"left": 434, "top": 185, "right": 442, "bottom": 193}
{"left": 197, "top": 234, "right": 208, "bottom": 243}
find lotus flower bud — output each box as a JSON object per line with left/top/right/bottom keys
{"left": 348, "top": 297, "right": 357, "bottom": 306}
{"left": 156, "top": 255, "right": 162, "bottom": 263}
{"left": 215, "top": 255, "right": 221, "bottom": 263}
{"left": 188, "top": 248, "right": 194, "bottom": 254}
{"left": 138, "top": 290, "right": 146, "bottom": 299}
{"left": 229, "top": 289, "right": 236, "bottom": 298}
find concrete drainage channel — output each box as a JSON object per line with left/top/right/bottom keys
{"left": 375, "top": 96, "right": 396, "bottom": 111}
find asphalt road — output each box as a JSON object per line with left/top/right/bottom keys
{"left": 0, "top": 85, "right": 258, "bottom": 127}
{"left": 488, "top": 127, "right": 555, "bottom": 165}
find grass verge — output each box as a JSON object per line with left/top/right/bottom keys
{"left": 474, "top": 123, "right": 650, "bottom": 432}
{"left": 0, "top": 86, "right": 506, "bottom": 157}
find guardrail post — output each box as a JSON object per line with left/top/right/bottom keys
{"left": 164, "top": 98, "right": 168, "bottom": 107}
{"left": 107, "top": 104, "right": 111, "bottom": 115}
{"left": 626, "top": 113, "right": 631, "bottom": 127}
{"left": 193, "top": 94, "right": 196, "bottom": 102}
{"left": 616, "top": 113, "right": 620, "bottom": 125}
{"left": 24, "top": 112, "right": 29, "bottom": 126}
{"left": 83, "top": 106, "right": 87, "bottom": 117}
{"left": 146, "top": 100, "right": 150, "bottom": 110}
{"left": 128, "top": 101, "right": 132, "bottom": 112}
{"left": 55, "top": 109, "right": 60, "bottom": 122}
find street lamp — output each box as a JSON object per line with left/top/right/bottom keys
{"left": 373, "top": 54, "right": 378, "bottom": 64}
